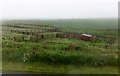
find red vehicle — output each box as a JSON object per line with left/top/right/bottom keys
{"left": 80, "top": 34, "right": 96, "bottom": 41}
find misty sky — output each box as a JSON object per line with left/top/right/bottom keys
{"left": 1, "top": 0, "right": 119, "bottom": 19}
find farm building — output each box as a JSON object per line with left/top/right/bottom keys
{"left": 80, "top": 33, "right": 96, "bottom": 41}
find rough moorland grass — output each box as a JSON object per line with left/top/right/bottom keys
{"left": 2, "top": 19, "right": 118, "bottom": 73}
{"left": 2, "top": 39, "right": 118, "bottom": 66}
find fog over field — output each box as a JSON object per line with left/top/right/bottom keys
{"left": 1, "top": 0, "right": 119, "bottom": 74}
{"left": 1, "top": 0, "right": 119, "bottom": 20}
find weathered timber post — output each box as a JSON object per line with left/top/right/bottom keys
{"left": 13, "top": 37, "right": 16, "bottom": 41}
{"left": 41, "top": 35, "right": 44, "bottom": 39}
{"left": 11, "top": 29, "right": 13, "bottom": 32}
{"left": 56, "top": 33, "right": 60, "bottom": 38}
{"left": 23, "top": 31, "right": 25, "bottom": 34}
{"left": 22, "top": 36, "right": 25, "bottom": 42}
{"left": 27, "top": 31, "right": 29, "bottom": 35}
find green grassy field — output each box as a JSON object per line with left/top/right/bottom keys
{"left": 2, "top": 19, "right": 119, "bottom": 74}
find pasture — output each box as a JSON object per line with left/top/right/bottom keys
{"left": 2, "top": 19, "right": 119, "bottom": 74}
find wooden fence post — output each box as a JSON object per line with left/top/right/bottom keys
{"left": 22, "top": 36, "right": 25, "bottom": 42}
{"left": 13, "top": 37, "right": 16, "bottom": 41}
{"left": 11, "top": 30, "right": 13, "bottom": 32}
{"left": 41, "top": 35, "right": 44, "bottom": 39}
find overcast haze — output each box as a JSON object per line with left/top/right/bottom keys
{"left": 1, "top": 0, "right": 119, "bottom": 19}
